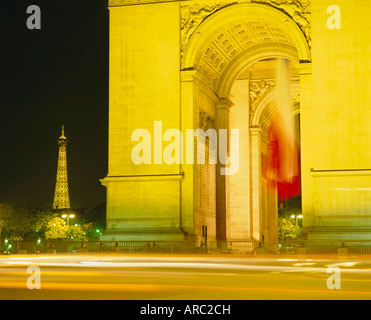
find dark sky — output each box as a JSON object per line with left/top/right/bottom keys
{"left": 0, "top": 1, "right": 109, "bottom": 209}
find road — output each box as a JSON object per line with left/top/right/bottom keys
{"left": 0, "top": 254, "right": 370, "bottom": 300}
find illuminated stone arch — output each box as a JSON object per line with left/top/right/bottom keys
{"left": 180, "top": 2, "right": 310, "bottom": 248}
{"left": 182, "top": 2, "right": 311, "bottom": 96}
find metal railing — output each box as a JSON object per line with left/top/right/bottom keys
{"left": 279, "top": 239, "right": 371, "bottom": 254}
{"left": 2, "top": 238, "right": 371, "bottom": 255}
{"left": 0, "top": 239, "right": 257, "bottom": 255}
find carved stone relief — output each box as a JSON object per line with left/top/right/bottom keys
{"left": 252, "top": 0, "right": 311, "bottom": 47}
{"left": 249, "top": 78, "right": 301, "bottom": 132}
{"left": 199, "top": 111, "right": 215, "bottom": 131}
{"left": 250, "top": 80, "right": 276, "bottom": 105}
{"left": 259, "top": 103, "right": 275, "bottom": 136}
{"left": 249, "top": 80, "right": 276, "bottom": 119}
{"left": 181, "top": 0, "right": 311, "bottom": 53}
{"left": 181, "top": 3, "right": 236, "bottom": 51}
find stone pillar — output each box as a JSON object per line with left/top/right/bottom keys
{"left": 229, "top": 79, "right": 251, "bottom": 240}
{"left": 101, "top": 2, "right": 185, "bottom": 242}
{"left": 180, "top": 70, "right": 197, "bottom": 240}
{"left": 250, "top": 127, "right": 262, "bottom": 242}
{"left": 298, "top": 62, "right": 313, "bottom": 236}
{"left": 216, "top": 98, "right": 233, "bottom": 241}
{"left": 266, "top": 181, "right": 278, "bottom": 251}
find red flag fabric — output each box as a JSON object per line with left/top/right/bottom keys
{"left": 265, "top": 112, "right": 301, "bottom": 201}
{"left": 264, "top": 59, "right": 301, "bottom": 201}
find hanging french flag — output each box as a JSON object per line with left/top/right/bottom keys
{"left": 264, "top": 58, "right": 301, "bottom": 201}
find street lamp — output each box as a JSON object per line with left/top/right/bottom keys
{"left": 61, "top": 213, "right": 75, "bottom": 226}
{"left": 291, "top": 214, "right": 303, "bottom": 226}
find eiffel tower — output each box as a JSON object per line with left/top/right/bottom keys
{"left": 52, "top": 125, "right": 71, "bottom": 210}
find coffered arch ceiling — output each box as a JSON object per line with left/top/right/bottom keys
{"left": 182, "top": 3, "right": 311, "bottom": 98}
{"left": 197, "top": 19, "right": 298, "bottom": 94}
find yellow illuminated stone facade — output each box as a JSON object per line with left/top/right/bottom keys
{"left": 100, "top": 0, "right": 371, "bottom": 245}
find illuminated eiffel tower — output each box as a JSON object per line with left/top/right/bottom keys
{"left": 52, "top": 125, "right": 71, "bottom": 210}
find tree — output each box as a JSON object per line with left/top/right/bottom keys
{"left": 45, "top": 217, "right": 68, "bottom": 240}
{"left": 278, "top": 196, "right": 302, "bottom": 218}
{"left": 33, "top": 209, "right": 58, "bottom": 235}
{"left": 0, "top": 204, "right": 104, "bottom": 241}
{"left": 0, "top": 204, "right": 13, "bottom": 237}
{"left": 278, "top": 217, "right": 302, "bottom": 239}
{"left": 0, "top": 205, "right": 33, "bottom": 240}
{"left": 68, "top": 225, "right": 86, "bottom": 241}
{"left": 0, "top": 205, "right": 58, "bottom": 239}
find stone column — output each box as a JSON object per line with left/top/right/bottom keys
{"left": 229, "top": 79, "right": 251, "bottom": 240}
{"left": 180, "top": 70, "right": 197, "bottom": 240}
{"left": 216, "top": 98, "right": 233, "bottom": 241}
{"left": 298, "top": 62, "right": 313, "bottom": 236}
{"left": 250, "top": 127, "right": 262, "bottom": 242}
{"left": 266, "top": 181, "right": 278, "bottom": 251}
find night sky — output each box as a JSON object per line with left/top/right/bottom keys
{"left": 0, "top": 1, "right": 109, "bottom": 209}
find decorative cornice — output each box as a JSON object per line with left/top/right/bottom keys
{"left": 109, "top": 0, "right": 179, "bottom": 6}
{"left": 310, "top": 168, "right": 371, "bottom": 177}
{"left": 216, "top": 98, "right": 234, "bottom": 110}
{"left": 101, "top": 174, "right": 184, "bottom": 184}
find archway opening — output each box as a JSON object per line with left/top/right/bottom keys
{"left": 181, "top": 2, "right": 310, "bottom": 250}
{"left": 228, "top": 58, "right": 301, "bottom": 250}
